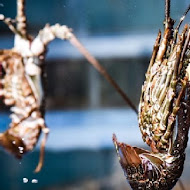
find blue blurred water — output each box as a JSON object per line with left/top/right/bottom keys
{"left": 46, "top": 109, "right": 142, "bottom": 149}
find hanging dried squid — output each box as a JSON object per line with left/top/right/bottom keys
{"left": 113, "top": 1, "right": 190, "bottom": 189}
{"left": 0, "top": 0, "right": 134, "bottom": 173}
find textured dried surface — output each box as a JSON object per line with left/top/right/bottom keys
{"left": 139, "top": 25, "right": 189, "bottom": 152}
{"left": 0, "top": 50, "right": 46, "bottom": 159}
{"left": 113, "top": 2, "right": 190, "bottom": 189}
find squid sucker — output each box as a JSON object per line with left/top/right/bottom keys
{"left": 113, "top": 1, "right": 190, "bottom": 189}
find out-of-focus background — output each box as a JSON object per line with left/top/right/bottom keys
{"left": 0, "top": 0, "right": 190, "bottom": 189}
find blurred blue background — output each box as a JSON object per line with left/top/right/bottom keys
{"left": 0, "top": 0, "right": 190, "bottom": 189}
